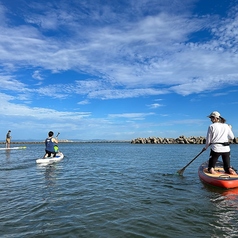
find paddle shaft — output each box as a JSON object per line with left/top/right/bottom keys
{"left": 182, "top": 150, "right": 204, "bottom": 170}
{"left": 177, "top": 150, "right": 204, "bottom": 175}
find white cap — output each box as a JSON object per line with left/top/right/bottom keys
{"left": 207, "top": 111, "right": 220, "bottom": 118}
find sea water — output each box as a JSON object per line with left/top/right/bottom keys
{"left": 1, "top": 143, "right": 238, "bottom": 238}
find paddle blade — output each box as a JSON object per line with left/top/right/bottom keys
{"left": 177, "top": 168, "right": 185, "bottom": 176}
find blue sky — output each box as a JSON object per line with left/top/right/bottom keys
{"left": 1, "top": 0, "right": 238, "bottom": 141}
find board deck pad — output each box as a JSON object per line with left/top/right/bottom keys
{"left": 203, "top": 167, "right": 238, "bottom": 178}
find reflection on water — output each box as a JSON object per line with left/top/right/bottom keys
{"left": 5, "top": 150, "right": 10, "bottom": 159}
{"left": 36, "top": 163, "right": 59, "bottom": 188}
{"left": 44, "top": 165, "right": 57, "bottom": 187}
{"left": 203, "top": 184, "right": 238, "bottom": 237}
{"left": 204, "top": 183, "right": 238, "bottom": 203}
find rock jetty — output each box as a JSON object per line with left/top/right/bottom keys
{"left": 131, "top": 135, "right": 238, "bottom": 144}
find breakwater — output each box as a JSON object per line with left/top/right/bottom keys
{"left": 131, "top": 135, "right": 238, "bottom": 144}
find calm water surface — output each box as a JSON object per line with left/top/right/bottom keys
{"left": 1, "top": 143, "right": 238, "bottom": 238}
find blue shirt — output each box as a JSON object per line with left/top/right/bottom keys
{"left": 45, "top": 137, "right": 55, "bottom": 152}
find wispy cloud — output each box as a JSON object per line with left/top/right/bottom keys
{"left": 1, "top": 0, "right": 238, "bottom": 100}
{"left": 77, "top": 100, "right": 90, "bottom": 105}
{"left": 147, "top": 103, "right": 163, "bottom": 109}
{"left": 0, "top": 74, "right": 28, "bottom": 92}
{"left": 0, "top": 2, "right": 237, "bottom": 101}
{"left": 108, "top": 112, "right": 155, "bottom": 120}
{"left": 0, "top": 93, "right": 91, "bottom": 120}
{"left": 32, "top": 70, "right": 44, "bottom": 81}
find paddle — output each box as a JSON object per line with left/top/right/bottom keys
{"left": 177, "top": 150, "right": 204, "bottom": 176}
{"left": 55, "top": 132, "right": 60, "bottom": 153}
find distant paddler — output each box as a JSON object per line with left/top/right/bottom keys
{"left": 43, "top": 131, "right": 59, "bottom": 158}
{"left": 6, "top": 130, "right": 11, "bottom": 148}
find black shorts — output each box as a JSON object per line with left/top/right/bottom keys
{"left": 208, "top": 149, "right": 230, "bottom": 173}
{"left": 45, "top": 150, "right": 56, "bottom": 157}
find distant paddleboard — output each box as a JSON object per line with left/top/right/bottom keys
{"left": 0, "top": 146, "right": 27, "bottom": 150}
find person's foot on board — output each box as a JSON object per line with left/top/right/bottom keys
{"left": 228, "top": 168, "right": 237, "bottom": 175}
{"left": 210, "top": 167, "right": 217, "bottom": 174}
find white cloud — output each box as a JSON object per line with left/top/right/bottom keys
{"left": 32, "top": 70, "right": 44, "bottom": 80}
{"left": 0, "top": 74, "right": 28, "bottom": 92}
{"left": 147, "top": 103, "right": 163, "bottom": 109}
{"left": 77, "top": 100, "right": 90, "bottom": 105}
{"left": 0, "top": 93, "right": 91, "bottom": 120}
{"left": 108, "top": 112, "right": 154, "bottom": 120}
{"left": 0, "top": 1, "right": 238, "bottom": 100}
{"left": 88, "top": 88, "right": 169, "bottom": 99}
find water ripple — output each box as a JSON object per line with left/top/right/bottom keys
{"left": 1, "top": 144, "right": 238, "bottom": 237}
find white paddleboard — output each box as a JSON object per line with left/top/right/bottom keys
{"left": 36, "top": 152, "right": 64, "bottom": 164}
{"left": 0, "top": 146, "right": 27, "bottom": 150}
